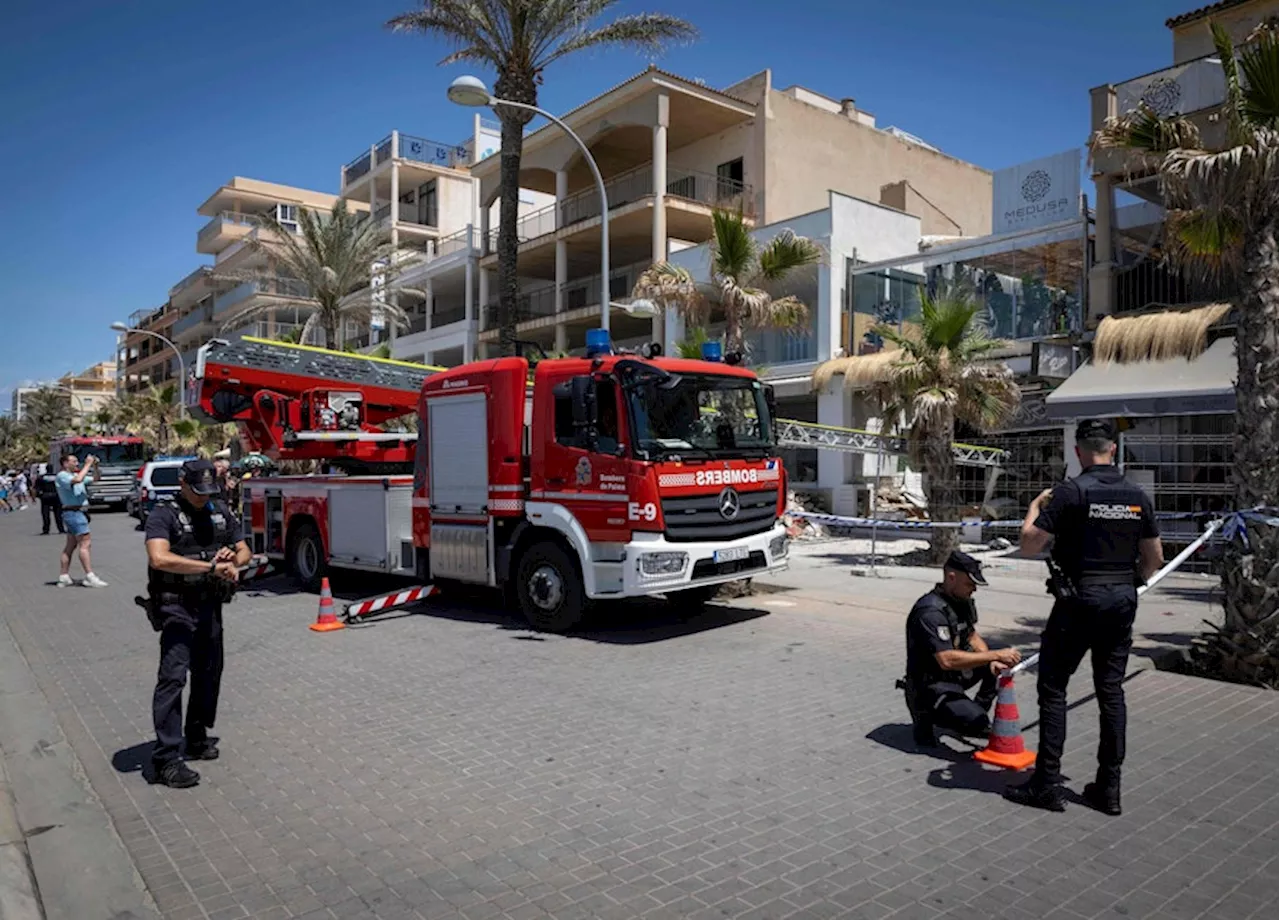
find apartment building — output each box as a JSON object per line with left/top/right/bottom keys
{"left": 465, "top": 65, "right": 993, "bottom": 361}
{"left": 340, "top": 117, "right": 557, "bottom": 366}
{"left": 119, "top": 178, "right": 362, "bottom": 394}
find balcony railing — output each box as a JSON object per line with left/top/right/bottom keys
{"left": 432, "top": 306, "right": 468, "bottom": 327}
{"left": 169, "top": 265, "right": 213, "bottom": 298}
{"left": 1114, "top": 53, "right": 1227, "bottom": 119}
{"left": 479, "top": 263, "right": 644, "bottom": 329}
{"left": 490, "top": 164, "right": 754, "bottom": 251}
{"left": 197, "top": 211, "right": 261, "bottom": 247}
{"left": 1114, "top": 259, "right": 1231, "bottom": 314}
{"left": 343, "top": 132, "right": 473, "bottom": 186}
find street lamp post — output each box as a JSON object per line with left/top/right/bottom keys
{"left": 110, "top": 322, "right": 186, "bottom": 418}
{"left": 448, "top": 75, "right": 613, "bottom": 332}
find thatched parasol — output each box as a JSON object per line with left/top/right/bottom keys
{"left": 811, "top": 349, "right": 902, "bottom": 392}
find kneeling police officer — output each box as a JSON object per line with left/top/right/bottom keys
{"left": 901, "top": 551, "right": 1021, "bottom": 745}
{"left": 141, "top": 459, "right": 251, "bottom": 789}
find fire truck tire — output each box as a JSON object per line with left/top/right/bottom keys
{"left": 288, "top": 522, "right": 326, "bottom": 591}
{"left": 515, "top": 542, "right": 586, "bottom": 633}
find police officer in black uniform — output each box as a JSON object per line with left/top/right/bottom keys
{"left": 36, "top": 466, "right": 64, "bottom": 535}
{"left": 1005, "top": 419, "right": 1163, "bottom": 815}
{"left": 142, "top": 459, "right": 251, "bottom": 789}
{"left": 901, "top": 551, "right": 1022, "bottom": 745}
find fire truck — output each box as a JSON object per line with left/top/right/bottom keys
{"left": 190, "top": 334, "right": 789, "bottom": 631}
{"left": 49, "top": 435, "right": 148, "bottom": 510}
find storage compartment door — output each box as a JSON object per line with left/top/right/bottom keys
{"left": 428, "top": 392, "right": 489, "bottom": 515}
{"left": 328, "top": 484, "right": 389, "bottom": 567}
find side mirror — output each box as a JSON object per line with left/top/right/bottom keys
{"left": 569, "top": 375, "right": 598, "bottom": 448}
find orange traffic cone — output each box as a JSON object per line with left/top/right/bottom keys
{"left": 309, "top": 577, "right": 345, "bottom": 632}
{"left": 973, "top": 673, "right": 1036, "bottom": 770}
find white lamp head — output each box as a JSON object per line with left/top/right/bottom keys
{"left": 448, "top": 75, "right": 492, "bottom": 107}
{"left": 109, "top": 321, "right": 128, "bottom": 332}
{"left": 620, "top": 299, "right": 659, "bottom": 317}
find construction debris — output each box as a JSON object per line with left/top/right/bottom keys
{"left": 784, "top": 491, "right": 827, "bottom": 540}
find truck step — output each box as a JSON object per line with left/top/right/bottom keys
{"left": 342, "top": 584, "right": 437, "bottom": 623}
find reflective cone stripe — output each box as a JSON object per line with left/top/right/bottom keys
{"left": 309, "top": 577, "right": 345, "bottom": 632}
{"left": 973, "top": 674, "right": 1036, "bottom": 770}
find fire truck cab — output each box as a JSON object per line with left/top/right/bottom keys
{"left": 196, "top": 334, "right": 788, "bottom": 632}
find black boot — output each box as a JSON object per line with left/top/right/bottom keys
{"left": 1003, "top": 778, "right": 1065, "bottom": 812}
{"left": 898, "top": 678, "right": 937, "bottom": 747}
{"left": 155, "top": 762, "right": 200, "bottom": 789}
{"left": 1083, "top": 782, "right": 1121, "bottom": 816}
{"left": 185, "top": 740, "right": 220, "bottom": 761}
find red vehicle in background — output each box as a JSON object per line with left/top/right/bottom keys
{"left": 49, "top": 435, "right": 148, "bottom": 511}
{"left": 191, "top": 333, "right": 789, "bottom": 631}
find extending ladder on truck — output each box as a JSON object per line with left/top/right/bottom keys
{"left": 775, "top": 419, "right": 1007, "bottom": 469}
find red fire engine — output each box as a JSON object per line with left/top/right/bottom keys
{"left": 191, "top": 334, "right": 789, "bottom": 631}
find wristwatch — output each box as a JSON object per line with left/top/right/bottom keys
{"left": 209, "top": 560, "right": 217, "bottom": 575}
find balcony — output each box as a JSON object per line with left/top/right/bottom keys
{"left": 486, "top": 164, "right": 754, "bottom": 255}
{"left": 171, "top": 277, "right": 310, "bottom": 338}
{"left": 342, "top": 132, "right": 471, "bottom": 187}
{"left": 1092, "top": 53, "right": 1230, "bottom": 178}
{"left": 197, "top": 211, "right": 262, "bottom": 254}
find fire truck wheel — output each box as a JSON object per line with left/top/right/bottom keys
{"left": 515, "top": 542, "right": 586, "bottom": 633}
{"left": 288, "top": 522, "right": 326, "bottom": 591}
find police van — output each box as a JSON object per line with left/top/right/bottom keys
{"left": 129, "top": 456, "right": 197, "bottom": 525}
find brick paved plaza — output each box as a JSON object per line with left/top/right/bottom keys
{"left": 0, "top": 511, "right": 1276, "bottom": 920}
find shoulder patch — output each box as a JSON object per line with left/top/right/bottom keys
{"left": 937, "top": 625, "right": 951, "bottom": 641}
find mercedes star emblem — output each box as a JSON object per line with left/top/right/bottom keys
{"left": 718, "top": 487, "right": 740, "bottom": 520}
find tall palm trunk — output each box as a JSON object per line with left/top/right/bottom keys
{"left": 1218, "top": 226, "right": 1279, "bottom": 685}
{"left": 495, "top": 114, "right": 524, "bottom": 357}
{"left": 493, "top": 73, "right": 535, "bottom": 358}
{"left": 920, "top": 421, "right": 961, "bottom": 563}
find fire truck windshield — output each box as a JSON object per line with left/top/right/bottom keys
{"left": 60, "top": 441, "right": 146, "bottom": 465}
{"left": 628, "top": 374, "right": 773, "bottom": 460}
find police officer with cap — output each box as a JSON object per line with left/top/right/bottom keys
{"left": 1005, "top": 419, "right": 1163, "bottom": 815}
{"left": 143, "top": 458, "right": 251, "bottom": 789}
{"left": 901, "top": 550, "right": 1022, "bottom": 746}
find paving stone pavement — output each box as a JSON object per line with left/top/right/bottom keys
{"left": 0, "top": 510, "right": 1275, "bottom": 920}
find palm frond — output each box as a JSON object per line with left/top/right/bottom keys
{"left": 1238, "top": 18, "right": 1279, "bottom": 128}
{"left": 1212, "top": 21, "right": 1249, "bottom": 145}
{"left": 755, "top": 229, "right": 824, "bottom": 283}
{"left": 543, "top": 13, "right": 697, "bottom": 65}
{"left": 1091, "top": 106, "right": 1201, "bottom": 166}
{"left": 709, "top": 209, "right": 756, "bottom": 281}
{"left": 747, "top": 293, "right": 808, "bottom": 331}
{"left": 1163, "top": 207, "right": 1244, "bottom": 283}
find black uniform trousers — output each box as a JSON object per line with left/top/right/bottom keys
{"left": 40, "top": 496, "right": 63, "bottom": 533}
{"left": 152, "top": 594, "right": 224, "bottom": 769}
{"left": 922, "top": 667, "right": 1000, "bottom": 736}
{"left": 1032, "top": 584, "right": 1138, "bottom": 789}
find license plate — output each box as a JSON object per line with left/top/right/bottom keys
{"left": 713, "top": 546, "right": 749, "bottom": 564}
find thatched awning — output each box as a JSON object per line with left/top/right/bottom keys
{"left": 1093, "top": 303, "right": 1232, "bottom": 363}
{"left": 811, "top": 349, "right": 901, "bottom": 392}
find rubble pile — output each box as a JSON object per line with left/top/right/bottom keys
{"left": 873, "top": 482, "right": 927, "bottom": 519}
{"left": 783, "top": 491, "right": 827, "bottom": 540}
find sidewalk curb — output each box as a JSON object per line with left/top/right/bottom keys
{"left": 0, "top": 616, "right": 160, "bottom": 920}
{"left": 0, "top": 755, "right": 42, "bottom": 920}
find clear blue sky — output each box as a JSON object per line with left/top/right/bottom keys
{"left": 0, "top": 0, "right": 1197, "bottom": 408}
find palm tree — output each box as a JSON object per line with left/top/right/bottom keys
{"left": 172, "top": 419, "right": 237, "bottom": 456}
{"left": 21, "top": 388, "right": 76, "bottom": 442}
{"left": 813, "top": 292, "right": 1020, "bottom": 563}
{"left": 632, "top": 209, "right": 824, "bottom": 360}
{"left": 129, "top": 385, "right": 185, "bottom": 453}
{"left": 1092, "top": 19, "right": 1277, "bottom": 686}
{"left": 388, "top": 0, "right": 697, "bottom": 356}
{"left": 220, "top": 201, "right": 410, "bottom": 349}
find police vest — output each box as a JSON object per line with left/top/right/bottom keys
{"left": 150, "top": 500, "right": 237, "bottom": 587}
{"left": 1052, "top": 467, "right": 1148, "bottom": 583}
{"left": 913, "top": 589, "right": 977, "bottom": 686}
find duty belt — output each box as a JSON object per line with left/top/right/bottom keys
{"left": 1078, "top": 572, "right": 1136, "bottom": 586}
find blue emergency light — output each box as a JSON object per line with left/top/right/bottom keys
{"left": 700, "top": 341, "right": 723, "bottom": 362}
{"left": 585, "top": 328, "right": 613, "bottom": 357}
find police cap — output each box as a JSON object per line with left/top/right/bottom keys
{"left": 1075, "top": 418, "right": 1117, "bottom": 443}
{"left": 944, "top": 550, "right": 987, "bottom": 586}
{"left": 181, "top": 459, "right": 220, "bottom": 496}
